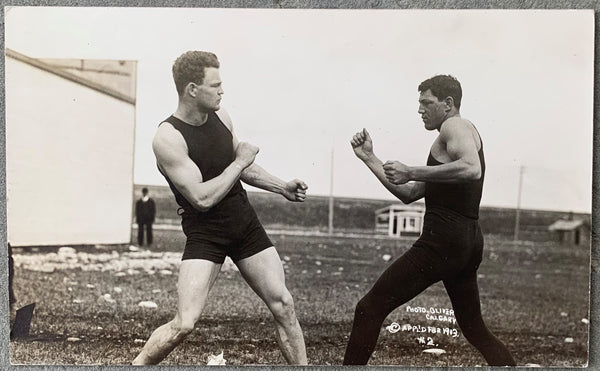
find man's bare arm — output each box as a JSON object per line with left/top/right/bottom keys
{"left": 351, "top": 128, "right": 425, "bottom": 204}
{"left": 383, "top": 118, "right": 481, "bottom": 185}
{"left": 241, "top": 163, "right": 308, "bottom": 202}
{"left": 364, "top": 155, "right": 426, "bottom": 204}
{"left": 152, "top": 123, "right": 257, "bottom": 212}
{"left": 217, "top": 109, "right": 308, "bottom": 202}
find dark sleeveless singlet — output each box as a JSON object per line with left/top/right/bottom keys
{"left": 159, "top": 113, "right": 244, "bottom": 216}
{"left": 424, "top": 145, "right": 485, "bottom": 219}
{"left": 157, "top": 112, "right": 273, "bottom": 263}
{"left": 407, "top": 137, "right": 486, "bottom": 281}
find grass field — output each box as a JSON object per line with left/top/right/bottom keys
{"left": 9, "top": 227, "right": 590, "bottom": 366}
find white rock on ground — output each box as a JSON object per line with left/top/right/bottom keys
{"left": 58, "top": 247, "right": 77, "bottom": 255}
{"left": 422, "top": 348, "right": 446, "bottom": 355}
{"left": 13, "top": 249, "right": 181, "bottom": 274}
{"left": 138, "top": 301, "right": 158, "bottom": 309}
{"left": 100, "top": 294, "right": 116, "bottom": 304}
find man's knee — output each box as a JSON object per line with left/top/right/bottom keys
{"left": 269, "top": 291, "right": 296, "bottom": 322}
{"left": 354, "top": 296, "right": 371, "bottom": 317}
{"left": 455, "top": 315, "right": 488, "bottom": 342}
{"left": 355, "top": 293, "right": 384, "bottom": 319}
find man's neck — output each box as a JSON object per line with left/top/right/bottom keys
{"left": 173, "top": 103, "right": 210, "bottom": 126}
{"left": 438, "top": 111, "right": 461, "bottom": 131}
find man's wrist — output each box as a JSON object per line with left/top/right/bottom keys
{"left": 407, "top": 166, "right": 416, "bottom": 181}
{"left": 275, "top": 180, "right": 287, "bottom": 195}
{"left": 362, "top": 153, "right": 377, "bottom": 166}
{"left": 232, "top": 161, "right": 246, "bottom": 172}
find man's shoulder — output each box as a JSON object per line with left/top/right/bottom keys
{"left": 153, "top": 121, "right": 186, "bottom": 152}
{"left": 215, "top": 108, "right": 234, "bottom": 132}
{"left": 156, "top": 119, "right": 178, "bottom": 134}
{"left": 442, "top": 116, "right": 472, "bottom": 128}
{"left": 440, "top": 117, "right": 476, "bottom": 136}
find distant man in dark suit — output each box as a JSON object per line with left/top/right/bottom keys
{"left": 135, "top": 187, "right": 156, "bottom": 246}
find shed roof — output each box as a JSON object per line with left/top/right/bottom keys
{"left": 548, "top": 219, "right": 585, "bottom": 231}
{"left": 6, "top": 48, "right": 136, "bottom": 105}
{"left": 375, "top": 204, "right": 425, "bottom": 215}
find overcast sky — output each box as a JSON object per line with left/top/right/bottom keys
{"left": 5, "top": 7, "right": 594, "bottom": 213}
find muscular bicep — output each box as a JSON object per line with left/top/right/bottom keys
{"left": 409, "top": 181, "right": 426, "bottom": 201}
{"left": 153, "top": 125, "right": 204, "bottom": 197}
{"left": 443, "top": 121, "right": 481, "bottom": 173}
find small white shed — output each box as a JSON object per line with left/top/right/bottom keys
{"left": 548, "top": 219, "right": 589, "bottom": 246}
{"left": 375, "top": 204, "right": 425, "bottom": 237}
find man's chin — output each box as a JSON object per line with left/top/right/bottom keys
{"left": 423, "top": 121, "right": 437, "bottom": 131}
{"left": 200, "top": 105, "right": 219, "bottom": 113}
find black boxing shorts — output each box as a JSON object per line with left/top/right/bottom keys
{"left": 180, "top": 191, "right": 273, "bottom": 264}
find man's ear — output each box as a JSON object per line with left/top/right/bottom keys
{"left": 444, "top": 96, "right": 454, "bottom": 111}
{"left": 185, "top": 82, "right": 197, "bottom": 98}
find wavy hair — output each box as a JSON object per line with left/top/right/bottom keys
{"left": 418, "top": 75, "right": 462, "bottom": 110}
{"left": 172, "top": 51, "right": 220, "bottom": 96}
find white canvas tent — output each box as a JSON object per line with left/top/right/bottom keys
{"left": 5, "top": 49, "right": 137, "bottom": 246}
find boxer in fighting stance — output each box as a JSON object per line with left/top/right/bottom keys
{"left": 133, "top": 51, "right": 307, "bottom": 365}
{"left": 344, "top": 75, "right": 516, "bottom": 366}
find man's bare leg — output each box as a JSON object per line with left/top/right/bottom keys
{"left": 132, "top": 259, "right": 221, "bottom": 365}
{"left": 236, "top": 247, "right": 307, "bottom": 365}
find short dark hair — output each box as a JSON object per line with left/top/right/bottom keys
{"left": 172, "top": 51, "right": 220, "bottom": 96}
{"left": 142, "top": 187, "right": 149, "bottom": 195}
{"left": 418, "top": 75, "right": 462, "bottom": 110}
